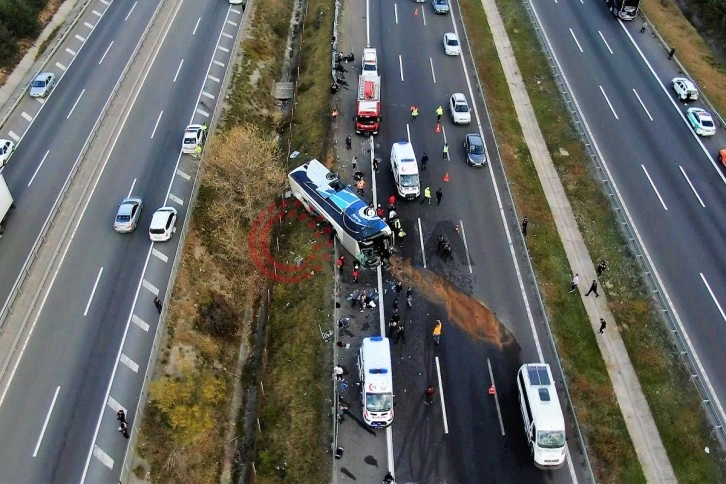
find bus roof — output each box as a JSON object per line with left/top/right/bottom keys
{"left": 519, "top": 363, "right": 565, "bottom": 430}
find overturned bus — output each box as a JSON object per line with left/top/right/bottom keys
{"left": 288, "top": 159, "right": 393, "bottom": 268}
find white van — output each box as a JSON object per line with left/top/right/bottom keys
{"left": 358, "top": 337, "right": 394, "bottom": 428}
{"left": 362, "top": 48, "right": 378, "bottom": 75}
{"left": 390, "top": 141, "right": 420, "bottom": 199}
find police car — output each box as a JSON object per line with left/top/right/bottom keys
{"left": 686, "top": 108, "right": 715, "bottom": 137}
{"left": 181, "top": 124, "right": 207, "bottom": 154}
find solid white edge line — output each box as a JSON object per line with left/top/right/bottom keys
{"left": 434, "top": 356, "right": 449, "bottom": 434}
{"left": 417, "top": 218, "right": 426, "bottom": 269}
{"left": 640, "top": 164, "right": 668, "bottom": 211}
{"left": 27, "top": 151, "right": 50, "bottom": 187}
{"left": 632, "top": 89, "right": 653, "bottom": 121}
{"left": 678, "top": 166, "right": 705, "bottom": 207}
{"left": 150, "top": 111, "right": 163, "bottom": 139}
{"left": 33, "top": 385, "right": 60, "bottom": 457}
{"left": 66, "top": 88, "right": 85, "bottom": 119}
{"left": 84, "top": 267, "right": 104, "bottom": 316}
{"left": 458, "top": 219, "right": 473, "bottom": 274}
{"left": 700, "top": 273, "right": 726, "bottom": 322}
{"left": 79, "top": 1, "right": 188, "bottom": 480}
{"left": 486, "top": 358, "right": 505, "bottom": 436}
{"left": 598, "top": 31, "right": 613, "bottom": 55}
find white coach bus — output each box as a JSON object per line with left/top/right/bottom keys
{"left": 516, "top": 363, "right": 567, "bottom": 469}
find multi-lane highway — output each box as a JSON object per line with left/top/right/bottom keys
{"left": 0, "top": 1, "right": 244, "bottom": 481}
{"left": 531, "top": 0, "right": 726, "bottom": 434}
{"left": 333, "top": 0, "right": 588, "bottom": 481}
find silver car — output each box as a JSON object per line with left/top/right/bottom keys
{"left": 432, "top": 0, "right": 449, "bottom": 14}
{"left": 114, "top": 197, "right": 143, "bottom": 233}
{"left": 29, "top": 72, "right": 56, "bottom": 98}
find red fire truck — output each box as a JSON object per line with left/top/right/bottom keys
{"left": 355, "top": 73, "right": 381, "bottom": 135}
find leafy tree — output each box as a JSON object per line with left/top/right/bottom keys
{"left": 0, "top": 22, "right": 18, "bottom": 67}
{"left": 0, "top": 0, "right": 41, "bottom": 38}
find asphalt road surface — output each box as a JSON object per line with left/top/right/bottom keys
{"left": 353, "top": 0, "right": 589, "bottom": 481}
{"left": 532, "top": 1, "right": 726, "bottom": 432}
{"left": 0, "top": 1, "right": 242, "bottom": 481}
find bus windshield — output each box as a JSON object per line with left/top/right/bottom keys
{"left": 537, "top": 430, "right": 565, "bottom": 449}
{"left": 366, "top": 392, "right": 393, "bottom": 412}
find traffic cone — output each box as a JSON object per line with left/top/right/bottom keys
{"left": 414, "top": 8, "right": 419, "bottom": 16}
{"left": 489, "top": 384, "right": 496, "bottom": 395}
{"left": 443, "top": 172, "right": 449, "bottom": 182}
{"left": 435, "top": 122, "right": 441, "bottom": 134}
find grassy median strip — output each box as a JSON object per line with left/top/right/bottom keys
{"left": 458, "top": 0, "right": 726, "bottom": 481}
{"left": 136, "top": 0, "right": 334, "bottom": 481}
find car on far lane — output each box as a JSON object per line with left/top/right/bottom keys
{"left": 686, "top": 107, "right": 716, "bottom": 137}
{"left": 181, "top": 124, "right": 207, "bottom": 154}
{"left": 114, "top": 197, "right": 143, "bottom": 233}
{"left": 0, "top": 139, "right": 15, "bottom": 166}
{"left": 29, "top": 72, "right": 56, "bottom": 98}
{"left": 464, "top": 133, "right": 487, "bottom": 167}
{"left": 432, "top": 0, "right": 449, "bottom": 14}
{"left": 449, "top": 93, "right": 471, "bottom": 125}
{"left": 671, "top": 77, "right": 698, "bottom": 102}
{"left": 149, "top": 207, "right": 178, "bottom": 242}
{"left": 443, "top": 33, "right": 460, "bottom": 56}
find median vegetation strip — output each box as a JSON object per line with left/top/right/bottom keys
{"left": 135, "top": 0, "right": 335, "bottom": 481}
{"left": 459, "top": 0, "right": 726, "bottom": 481}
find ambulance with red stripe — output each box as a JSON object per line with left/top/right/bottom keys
{"left": 358, "top": 336, "right": 394, "bottom": 428}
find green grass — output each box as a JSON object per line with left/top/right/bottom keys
{"left": 461, "top": 0, "right": 726, "bottom": 481}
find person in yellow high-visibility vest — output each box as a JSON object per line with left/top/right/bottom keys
{"left": 433, "top": 320, "right": 442, "bottom": 345}
{"left": 194, "top": 144, "right": 202, "bottom": 158}
{"left": 420, "top": 186, "right": 431, "bottom": 205}
{"left": 442, "top": 142, "right": 449, "bottom": 160}
{"left": 410, "top": 105, "right": 419, "bottom": 122}
{"left": 435, "top": 105, "right": 443, "bottom": 122}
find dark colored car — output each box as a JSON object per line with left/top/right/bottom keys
{"left": 464, "top": 133, "right": 487, "bottom": 167}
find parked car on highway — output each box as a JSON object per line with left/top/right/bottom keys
{"left": 0, "top": 139, "right": 15, "bottom": 166}
{"left": 671, "top": 77, "right": 698, "bottom": 102}
{"left": 718, "top": 148, "right": 726, "bottom": 167}
{"left": 686, "top": 107, "right": 715, "bottom": 137}
{"left": 362, "top": 48, "right": 378, "bottom": 75}
{"left": 443, "top": 33, "right": 460, "bottom": 56}
{"left": 29, "top": 72, "right": 56, "bottom": 98}
{"left": 464, "top": 133, "right": 487, "bottom": 167}
{"left": 432, "top": 0, "right": 449, "bottom": 14}
{"left": 149, "top": 207, "right": 178, "bottom": 242}
{"left": 114, "top": 197, "right": 143, "bottom": 233}
{"left": 449, "top": 93, "right": 471, "bottom": 125}
{"left": 181, "top": 124, "right": 207, "bottom": 154}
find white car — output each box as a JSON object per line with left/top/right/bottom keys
{"left": 449, "top": 93, "right": 471, "bottom": 125}
{"left": 443, "top": 33, "right": 460, "bottom": 56}
{"left": 149, "top": 207, "right": 178, "bottom": 242}
{"left": 0, "top": 139, "right": 15, "bottom": 166}
{"left": 29, "top": 72, "right": 56, "bottom": 98}
{"left": 181, "top": 124, "right": 207, "bottom": 154}
{"left": 671, "top": 77, "right": 698, "bottom": 101}
{"left": 362, "top": 48, "right": 378, "bottom": 75}
{"left": 686, "top": 108, "right": 715, "bottom": 137}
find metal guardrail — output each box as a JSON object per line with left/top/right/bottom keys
{"left": 0, "top": 0, "right": 94, "bottom": 132}
{"left": 454, "top": 3, "right": 595, "bottom": 481}
{"left": 522, "top": 0, "right": 726, "bottom": 449}
{"left": 117, "top": 1, "right": 252, "bottom": 481}
{"left": 0, "top": 0, "right": 165, "bottom": 391}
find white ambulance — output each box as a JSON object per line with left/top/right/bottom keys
{"left": 358, "top": 336, "right": 394, "bottom": 428}
{"left": 390, "top": 141, "right": 420, "bottom": 200}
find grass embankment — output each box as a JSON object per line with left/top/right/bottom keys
{"left": 459, "top": 0, "right": 726, "bottom": 481}
{"left": 641, "top": 0, "right": 726, "bottom": 117}
{"left": 137, "top": 0, "right": 335, "bottom": 482}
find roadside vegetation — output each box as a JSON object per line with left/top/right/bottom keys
{"left": 456, "top": 0, "right": 726, "bottom": 481}
{"left": 136, "top": 0, "right": 334, "bottom": 482}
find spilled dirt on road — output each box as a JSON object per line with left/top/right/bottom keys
{"left": 389, "top": 256, "right": 512, "bottom": 347}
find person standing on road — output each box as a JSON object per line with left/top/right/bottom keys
{"left": 421, "top": 152, "right": 429, "bottom": 171}
{"left": 118, "top": 421, "right": 129, "bottom": 439}
{"left": 435, "top": 188, "right": 443, "bottom": 205}
{"left": 437, "top": 235, "right": 446, "bottom": 254}
{"left": 154, "top": 297, "right": 162, "bottom": 314}
{"left": 373, "top": 157, "right": 380, "bottom": 173}
{"left": 406, "top": 287, "right": 413, "bottom": 307}
{"left": 383, "top": 471, "right": 395, "bottom": 484}
{"left": 410, "top": 105, "right": 419, "bottom": 122}
{"left": 435, "top": 105, "right": 443, "bottom": 122}
{"left": 585, "top": 279, "right": 599, "bottom": 297}
{"left": 345, "top": 134, "right": 352, "bottom": 150}
{"left": 522, "top": 216, "right": 528, "bottom": 236}
{"left": 598, "top": 318, "right": 607, "bottom": 335}
{"left": 421, "top": 186, "right": 431, "bottom": 205}
{"left": 569, "top": 273, "right": 579, "bottom": 293}
{"left": 336, "top": 255, "right": 346, "bottom": 272}
{"left": 356, "top": 178, "right": 366, "bottom": 195}
{"left": 442, "top": 242, "right": 452, "bottom": 261}
{"left": 442, "top": 142, "right": 449, "bottom": 160}
{"left": 395, "top": 280, "right": 403, "bottom": 295}
{"left": 433, "top": 319, "right": 442, "bottom": 345}
{"left": 425, "top": 385, "right": 435, "bottom": 405}
{"left": 117, "top": 409, "right": 126, "bottom": 424}
{"left": 352, "top": 267, "right": 359, "bottom": 283}
{"left": 394, "top": 324, "right": 406, "bottom": 344}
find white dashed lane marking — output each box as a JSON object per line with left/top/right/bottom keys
{"left": 21, "top": 112, "right": 32, "bottom": 122}
{"left": 141, "top": 279, "right": 159, "bottom": 295}
{"left": 131, "top": 314, "right": 150, "bottom": 332}
{"left": 55, "top": 62, "right": 66, "bottom": 71}
{"left": 65, "top": 47, "right": 76, "bottom": 56}
{"left": 93, "top": 446, "right": 113, "bottom": 469}
{"left": 168, "top": 193, "right": 184, "bottom": 206}
{"left": 176, "top": 169, "right": 191, "bottom": 180}
{"left": 152, "top": 248, "right": 169, "bottom": 263}
{"left": 120, "top": 354, "right": 139, "bottom": 373}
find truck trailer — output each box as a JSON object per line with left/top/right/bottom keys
{"left": 355, "top": 73, "right": 381, "bottom": 135}
{"left": 0, "top": 175, "right": 14, "bottom": 236}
